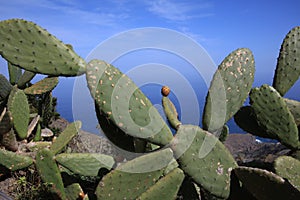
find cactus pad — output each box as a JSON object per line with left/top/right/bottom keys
{"left": 0, "top": 19, "right": 86, "bottom": 76}
{"left": 234, "top": 166, "right": 300, "bottom": 200}
{"left": 65, "top": 183, "right": 87, "bottom": 200}
{"left": 7, "top": 87, "right": 30, "bottom": 139}
{"left": 16, "top": 70, "right": 36, "bottom": 88}
{"left": 138, "top": 168, "right": 185, "bottom": 200}
{"left": 275, "top": 156, "right": 300, "bottom": 191}
{"left": 250, "top": 84, "right": 300, "bottom": 149}
{"left": 171, "top": 125, "right": 237, "bottom": 199}
{"left": 36, "top": 148, "right": 66, "bottom": 199}
{"left": 95, "top": 148, "right": 174, "bottom": 199}
{"left": 86, "top": 59, "right": 173, "bottom": 146}
{"left": 24, "top": 76, "right": 58, "bottom": 95}
{"left": 0, "top": 148, "right": 33, "bottom": 171}
{"left": 284, "top": 98, "right": 300, "bottom": 126}
{"left": 55, "top": 153, "right": 115, "bottom": 176}
{"left": 0, "top": 74, "right": 13, "bottom": 101}
{"left": 162, "top": 96, "right": 181, "bottom": 130}
{"left": 273, "top": 26, "right": 300, "bottom": 96}
{"left": 203, "top": 48, "right": 255, "bottom": 132}
{"left": 8, "top": 62, "right": 22, "bottom": 85}
{"left": 50, "top": 121, "right": 81, "bottom": 154}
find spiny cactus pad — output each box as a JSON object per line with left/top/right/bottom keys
{"left": 284, "top": 98, "right": 300, "bottom": 126}
{"left": 203, "top": 48, "right": 255, "bottom": 132}
{"left": 0, "top": 148, "right": 33, "bottom": 171}
{"left": 16, "top": 70, "right": 36, "bottom": 88}
{"left": 8, "top": 62, "right": 22, "bottom": 85}
{"left": 55, "top": 153, "right": 115, "bottom": 176}
{"left": 1, "top": 129, "right": 18, "bottom": 152}
{"left": 36, "top": 148, "right": 66, "bottom": 199}
{"left": 50, "top": 121, "right": 81, "bottom": 155}
{"left": 86, "top": 59, "right": 173, "bottom": 146}
{"left": 171, "top": 125, "right": 237, "bottom": 199}
{"left": 162, "top": 96, "right": 181, "bottom": 130}
{"left": 0, "top": 108, "right": 13, "bottom": 135}
{"left": 138, "top": 168, "right": 185, "bottom": 200}
{"left": 65, "top": 183, "right": 87, "bottom": 200}
{"left": 7, "top": 86, "right": 30, "bottom": 139}
{"left": 275, "top": 156, "right": 300, "bottom": 191}
{"left": 24, "top": 76, "right": 59, "bottom": 95}
{"left": 234, "top": 106, "right": 274, "bottom": 138}
{"left": 95, "top": 148, "right": 174, "bottom": 199}
{"left": 250, "top": 84, "right": 300, "bottom": 149}
{"left": 234, "top": 166, "right": 300, "bottom": 200}
{"left": 273, "top": 26, "right": 300, "bottom": 96}
{"left": 0, "top": 74, "right": 13, "bottom": 101}
{"left": 0, "top": 19, "right": 86, "bottom": 76}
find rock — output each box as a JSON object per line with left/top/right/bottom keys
{"left": 224, "top": 133, "right": 291, "bottom": 169}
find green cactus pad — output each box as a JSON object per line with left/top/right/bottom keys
{"left": 24, "top": 76, "right": 58, "bottom": 95}
{"left": 234, "top": 166, "right": 300, "bottom": 200}
{"left": 171, "top": 125, "right": 237, "bottom": 199}
{"left": 138, "top": 168, "right": 185, "bottom": 200}
{"left": 273, "top": 26, "right": 300, "bottom": 96}
{"left": 7, "top": 86, "right": 30, "bottom": 139}
{"left": 1, "top": 129, "right": 18, "bottom": 152}
{"left": 50, "top": 121, "right": 81, "bottom": 155}
{"left": 55, "top": 153, "right": 115, "bottom": 176}
{"left": 250, "top": 84, "right": 300, "bottom": 149}
{"left": 203, "top": 48, "right": 255, "bottom": 132}
{"left": 162, "top": 96, "right": 181, "bottom": 130}
{"left": 0, "top": 108, "right": 13, "bottom": 135}
{"left": 65, "top": 183, "right": 88, "bottom": 200}
{"left": 234, "top": 106, "right": 275, "bottom": 139}
{"left": 8, "top": 62, "right": 22, "bottom": 85}
{"left": 0, "top": 148, "right": 33, "bottom": 171}
{"left": 16, "top": 70, "right": 36, "bottom": 88}
{"left": 0, "top": 74, "right": 13, "bottom": 101}
{"left": 0, "top": 19, "right": 86, "bottom": 76}
{"left": 86, "top": 59, "right": 173, "bottom": 146}
{"left": 36, "top": 148, "right": 66, "bottom": 199}
{"left": 95, "top": 148, "right": 174, "bottom": 199}
{"left": 284, "top": 98, "right": 300, "bottom": 126}
{"left": 275, "top": 156, "right": 300, "bottom": 191}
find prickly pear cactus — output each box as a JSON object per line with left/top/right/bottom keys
{"left": 36, "top": 148, "right": 66, "bottom": 199}
{"left": 250, "top": 84, "right": 300, "bottom": 149}
{"left": 273, "top": 26, "right": 300, "bottom": 96}
{"left": 0, "top": 74, "right": 13, "bottom": 101}
{"left": 234, "top": 106, "right": 273, "bottom": 138}
{"left": 138, "top": 168, "right": 185, "bottom": 200}
{"left": 7, "top": 86, "right": 30, "bottom": 139}
{"left": 234, "top": 166, "right": 300, "bottom": 200}
{"left": 55, "top": 153, "right": 115, "bottom": 177}
{"left": 24, "top": 76, "right": 59, "bottom": 95}
{"left": 65, "top": 183, "right": 88, "bottom": 200}
{"left": 50, "top": 121, "right": 81, "bottom": 155}
{"left": 16, "top": 70, "right": 36, "bottom": 88}
{"left": 275, "top": 156, "right": 300, "bottom": 191}
{"left": 171, "top": 125, "right": 237, "bottom": 199}
{"left": 0, "top": 19, "right": 86, "bottom": 76}
{"left": 284, "top": 98, "right": 300, "bottom": 126}
{"left": 203, "top": 48, "right": 255, "bottom": 133}
{"left": 86, "top": 59, "right": 173, "bottom": 146}
{"left": 0, "top": 148, "right": 33, "bottom": 171}
{"left": 7, "top": 62, "right": 22, "bottom": 85}
{"left": 95, "top": 148, "right": 174, "bottom": 199}
{"left": 162, "top": 96, "right": 181, "bottom": 130}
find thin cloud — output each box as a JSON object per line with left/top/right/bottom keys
{"left": 146, "top": 0, "right": 214, "bottom": 21}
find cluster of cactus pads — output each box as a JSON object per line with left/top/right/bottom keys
{"left": 0, "top": 18, "right": 300, "bottom": 199}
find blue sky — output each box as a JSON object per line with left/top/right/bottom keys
{"left": 1, "top": 0, "right": 300, "bottom": 133}
{"left": 1, "top": 0, "right": 299, "bottom": 82}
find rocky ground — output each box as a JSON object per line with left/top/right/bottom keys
{"left": 0, "top": 118, "right": 291, "bottom": 199}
